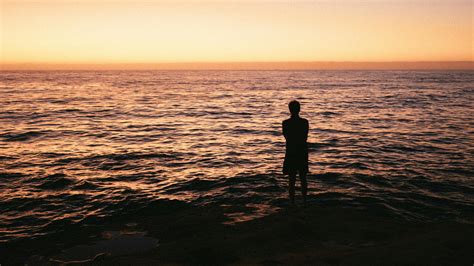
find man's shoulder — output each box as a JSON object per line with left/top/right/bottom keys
{"left": 283, "top": 117, "right": 308, "bottom": 124}
{"left": 299, "top": 117, "right": 309, "bottom": 124}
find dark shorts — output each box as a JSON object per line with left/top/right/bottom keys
{"left": 283, "top": 151, "right": 308, "bottom": 175}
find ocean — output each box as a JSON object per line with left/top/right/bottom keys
{"left": 1, "top": 70, "right": 473, "bottom": 244}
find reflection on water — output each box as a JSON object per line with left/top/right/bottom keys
{"left": 0, "top": 70, "right": 473, "bottom": 242}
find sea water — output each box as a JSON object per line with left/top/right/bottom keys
{"left": 1, "top": 70, "right": 473, "bottom": 243}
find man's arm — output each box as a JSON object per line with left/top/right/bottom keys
{"left": 282, "top": 121, "right": 288, "bottom": 140}
{"left": 304, "top": 120, "right": 309, "bottom": 142}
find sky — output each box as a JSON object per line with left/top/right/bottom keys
{"left": 1, "top": 0, "right": 473, "bottom": 67}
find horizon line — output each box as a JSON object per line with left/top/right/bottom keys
{"left": 1, "top": 61, "right": 473, "bottom": 71}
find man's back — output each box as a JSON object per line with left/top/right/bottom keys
{"left": 282, "top": 116, "right": 309, "bottom": 148}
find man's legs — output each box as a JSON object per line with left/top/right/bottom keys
{"left": 288, "top": 173, "right": 296, "bottom": 205}
{"left": 300, "top": 171, "right": 308, "bottom": 206}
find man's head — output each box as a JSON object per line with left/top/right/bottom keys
{"left": 288, "top": 100, "right": 300, "bottom": 116}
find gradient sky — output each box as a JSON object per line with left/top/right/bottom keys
{"left": 1, "top": 0, "right": 473, "bottom": 64}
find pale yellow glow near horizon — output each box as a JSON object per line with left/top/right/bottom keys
{"left": 1, "top": 0, "right": 473, "bottom": 64}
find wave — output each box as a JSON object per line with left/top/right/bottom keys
{"left": 0, "top": 131, "right": 46, "bottom": 142}
{"left": 316, "top": 111, "right": 342, "bottom": 117}
{"left": 0, "top": 172, "right": 26, "bottom": 179}
{"left": 36, "top": 173, "right": 75, "bottom": 190}
{"left": 73, "top": 180, "right": 99, "bottom": 190}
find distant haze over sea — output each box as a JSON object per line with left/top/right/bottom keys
{"left": 1, "top": 61, "right": 473, "bottom": 71}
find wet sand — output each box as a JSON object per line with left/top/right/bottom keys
{"left": 3, "top": 201, "right": 472, "bottom": 265}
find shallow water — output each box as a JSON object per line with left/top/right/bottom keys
{"left": 1, "top": 70, "right": 473, "bottom": 243}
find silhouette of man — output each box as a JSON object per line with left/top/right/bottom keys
{"left": 282, "top": 100, "right": 308, "bottom": 206}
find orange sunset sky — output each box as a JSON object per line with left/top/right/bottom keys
{"left": 1, "top": 0, "right": 473, "bottom": 69}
